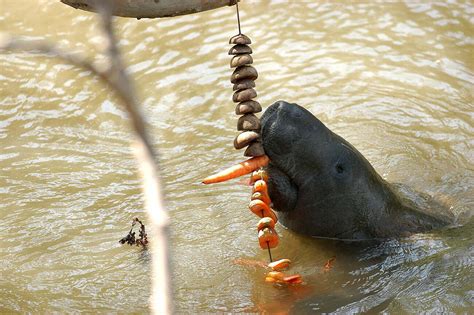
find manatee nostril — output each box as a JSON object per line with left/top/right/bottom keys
{"left": 336, "top": 164, "right": 344, "bottom": 173}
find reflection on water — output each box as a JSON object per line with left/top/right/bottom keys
{"left": 0, "top": 0, "right": 473, "bottom": 313}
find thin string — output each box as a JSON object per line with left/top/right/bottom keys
{"left": 236, "top": 1, "right": 242, "bottom": 34}
{"left": 267, "top": 242, "right": 273, "bottom": 262}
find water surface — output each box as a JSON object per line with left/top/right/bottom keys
{"left": 1, "top": 1, "right": 473, "bottom": 313}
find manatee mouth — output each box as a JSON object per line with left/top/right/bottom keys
{"left": 260, "top": 101, "right": 305, "bottom": 213}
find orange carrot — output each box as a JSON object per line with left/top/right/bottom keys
{"left": 283, "top": 274, "right": 303, "bottom": 285}
{"left": 268, "top": 259, "right": 291, "bottom": 271}
{"left": 265, "top": 271, "right": 303, "bottom": 285}
{"left": 249, "top": 199, "right": 271, "bottom": 215}
{"left": 253, "top": 180, "right": 268, "bottom": 195}
{"left": 249, "top": 169, "right": 269, "bottom": 185}
{"left": 266, "top": 208, "right": 278, "bottom": 223}
{"left": 265, "top": 276, "right": 277, "bottom": 283}
{"left": 202, "top": 155, "right": 269, "bottom": 184}
{"left": 249, "top": 201, "right": 278, "bottom": 223}
{"left": 267, "top": 271, "right": 285, "bottom": 281}
{"left": 258, "top": 227, "right": 279, "bottom": 249}
{"left": 257, "top": 217, "right": 275, "bottom": 231}
{"left": 251, "top": 191, "right": 271, "bottom": 206}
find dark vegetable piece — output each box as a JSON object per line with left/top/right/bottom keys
{"left": 228, "top": 44, "right": 252, "bottom": 55}
{"left": 229, "top": 34, "right": 252, "bottom": 45}
{"left": 237, "top": 114, "right": 261, "bottom": 131}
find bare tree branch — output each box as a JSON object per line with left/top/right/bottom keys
{"left": 61, "top": 0, "right": 238, "bottom": 19}
{"left": 0, "top": 2, "right": 172, "bottom": 313}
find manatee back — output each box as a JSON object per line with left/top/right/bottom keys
{"left": 391, "top": 182, "right": 454, "bottom": 229}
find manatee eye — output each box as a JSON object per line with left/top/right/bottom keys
{"left": 336, "top": 164, "right": 344, "bottom": 173}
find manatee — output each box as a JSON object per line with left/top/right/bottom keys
{"left": 261, "top": 101, "right": 452, "bottom": 239}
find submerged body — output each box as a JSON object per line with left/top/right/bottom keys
{"left": 261, "top": 101, "right": 452, "bottom": 239}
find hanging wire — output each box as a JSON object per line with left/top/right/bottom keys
{"left": 267, "top": 242, "right": 273, "bottom": 262}
{"left": 236, "top": 1, "right": 242, "bottom": 34}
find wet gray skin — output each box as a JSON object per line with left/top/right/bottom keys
{"left": 261, "top": 101, "right": 453, "bottom": 240}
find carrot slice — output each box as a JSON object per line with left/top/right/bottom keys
{"left": 249, "top": 169, "right": 269, "bottom": 185}
{"left": 202, "top": 155, "right": 269, "bottom": 184}
{"left": 267, "top": 271, "right": 285, "bottom": 281}
{"left": 249, "top": 199, "right": 271, "bottom": 215}
{"left": 258, "top": 227, "right": 279, "bottom": 249}
{"left": 283, "top": 274, "right": 303, "bottom": 284}
{"left": 253, "top": 179, "right": 268, "bottom": 194}
{"left": 265, "top": 276, "right": 277, "bottom": 283}
{"left": 257, "top": 217, "right": 275, "bottom": 231}
{"left": 268, "top": 259, "right": 291, "bottom": 271}
{"left": 249, "top": 201, "right": 278, "bottom": 223}
{"left": 265, "top": 271, "right": 303, "bottom": 285}
{"left": 251, "top": 191, "right": 271, "bottom": 205}
{"left": 266, "top": 208, "right": 278, "bottom": 223}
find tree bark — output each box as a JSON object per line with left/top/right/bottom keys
{"left": 61, "top": 0, "right": 238, "bottom": 19}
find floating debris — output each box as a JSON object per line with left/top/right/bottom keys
{"left": 119, "top": 217, "right": 148, "bottom": 248}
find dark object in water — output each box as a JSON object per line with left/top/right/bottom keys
{"left": 234, "top": 131, "right": 260, "bottom": 149}
{"left": 229, "top": 34, "right": 252, "bottom": 45}
{"left": 119, "top": 217, "right": 149, "bottom": 248}
{"left": 231, "top": 65, "right": 258, "bottom": 84}
{"left": 244, "top": 141, "right": 265, "bottom": 157}
{"left": 231, "top": 54, "right": 253, "bottom": 68}
{"left": 233, "top": 88, "right": 257, "bottom": 103}
{"left": 233, "top": 79, "right": 256, "bottom": 91}
{"left": 235, "top": 100, "right": 262, "bottom": 114}
{"left": 237, "top": 113, "right": 261, "bottom": 131}
{"left": 229, "top": 44, "right": 253, "bottom": 55}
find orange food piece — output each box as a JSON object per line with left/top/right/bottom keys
{"left": 265, "top": 271, "right": 303, "bottom": 285}
{"left": 267, "top": 271, "right": 285, "bottom": 281}
{"left": 202, "top": 155, "right": 269, "bottom": 184}
{"left": 249, "top": 169, "right": 269, "bottom": 185}
{"left": 249, "top": 200, "right": 278, "bottom": 223}
{"left": 257, "top": 217, "right": 275, "bottom": 231}
{"left": 266, "top": 208, "right": 278, "bottom": 223}
{"left": 253, "top": 179, "right": 268, "bottom": 195}
{"left": 258, "top": 227, "right": 279, "bottom": 249}
{"left": 249, "top": 199, "right": 271, "bottom": 215}
{"left": 283, "top": 274, "right": 303, "bottom": 285}
{"left": 265, "top": 276, "right": 277, "bottom": 283}
{"left": 268, "top": 259, "right": 291, "bottom": 271}
{"left": 251, "top": 191, "right": 271, "bottom": 205}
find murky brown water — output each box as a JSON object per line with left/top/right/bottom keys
{"left": 1, "top": 1, "right": 473, "bottom": 313}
